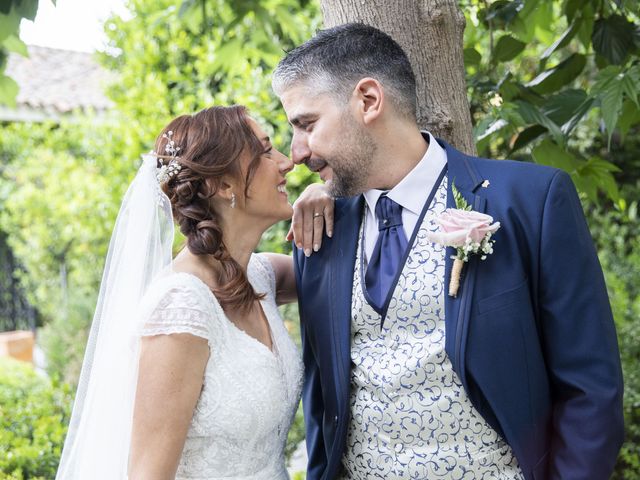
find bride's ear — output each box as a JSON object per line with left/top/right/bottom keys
{"left": 209, "top": 177, "right": 238, "bottom": 207}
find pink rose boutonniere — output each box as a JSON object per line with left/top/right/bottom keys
{"left": 427, "top": 183, "right": 500, "bottom": 297}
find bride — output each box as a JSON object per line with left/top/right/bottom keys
{"left": 55, "top": 105, "right": 332, "bottom": 479}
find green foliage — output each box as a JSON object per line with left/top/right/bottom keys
{"left": 586, "top": 180, "right": 640, "bottom": 478}
{"left": 0, "top": 120, "right": 126, "bottom": 326}
{"left": 98, "top": 0, "right": 322, "bottom": 255}
{"left": 0, "top": 357, "right": 72, "bottom": 479}
{"left": 0, "top": 0, "right": 39, "bottom": 107}
{"left": 38, "top": 293, "right": 94, "bottom": 385}
{"left": 465, "top": 0, "right": 640, "bottom": 203}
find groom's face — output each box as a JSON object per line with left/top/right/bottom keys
{"left": 280, "top": 84, "right": 375, "bottom": 197}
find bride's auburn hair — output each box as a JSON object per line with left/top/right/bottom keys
{"left": 155, "top": 105, "right": 266, "bottom": 312}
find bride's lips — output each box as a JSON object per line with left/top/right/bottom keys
{"left": 277, "top": 180, "right": 288, "bottom": 198}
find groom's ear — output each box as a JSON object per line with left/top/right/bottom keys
{"left": 352, "top": 77, "right": 384, "bottom": 125}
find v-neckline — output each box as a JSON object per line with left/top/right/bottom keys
{"left": 173, "top": 268, "right": 278, "bottom": 358}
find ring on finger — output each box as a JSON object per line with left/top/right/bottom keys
{"left": 313, "top": 212, "right": 324, "bottom": 218}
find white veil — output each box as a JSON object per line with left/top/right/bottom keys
{"left": 56, "top": 154, "right": 174, "bottom": 479}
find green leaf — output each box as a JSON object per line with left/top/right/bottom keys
{"left": 497, "top": 76, "right": 522, "bottom": 101}
{"left": 621, "top": 73, "right": 639, "bottom": 108}
{"left": 275, "top": 5, "right": 305, "bottom": 44}
{"left": 531, "top": 139, "right": 580, "bottom": 172}
{"left": 493, "top": 35, "right": 526, "bottom": 63}
{"left": 483, "top": 0, "right": 524, "bottom": 27}
{"left": 597, "top": 74, "right": 626, "bottom": 146}
{"left": 592, "top": 65, "right": 622, "bottom": 93}
{"left": 526, "top": 53, "right": 586, "bottom": 94}
{"left": 510, "top": 0, "right": 551, "bottom": 42}
{"left": 576, "top": 6, "right": 596, "bottom": 49}
{"left": 577, "top": 156, "right": 621, "bottom": 201}
{"left": 464, "top": 47, "right": 482, "bottom": 67}
{"left": 211, "top": 38, "right": 244, "bottom": 73}
{"left": 560, "top": 97, "right": 595, "bottom": 136}
{"left": 540, "top": 18, "right": 580, "bottom": 65}
{"left": 0, "top": 73, "right": 18, "bottom": 107}
{"left": 2, "top": 34, "right": 28, "bottom": 56}
{"left": 542, "top": 89, "right": 588, "bottom": 125}
{"left": 592, "top": 15, "right": 636, "bottom": 65}
{"left": 477, "top": 119, "right": 508, "bottom": 141}
{"left": 15, "top": 0, "right": 38, "bottom": 21}
{"left": 451, "top": 182, "right": 472, "bottom": 211}
{"left": 510, "top": 125, "right": 547, "bottom": 153}
{"left": 564, "top": 0, "right": 582, "bottom": 23}
{"left": 0, "top": 7, "right": 21, "bottom": 44}
{"left": 617, "top": 99, "right": 640, "bottom": 141}
{"left": 516, "top": 100, "right": 565, "bottom": 145}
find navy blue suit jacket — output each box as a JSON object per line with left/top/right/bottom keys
{"left": 294, "top": 140, "right": 624, "bottom": 480}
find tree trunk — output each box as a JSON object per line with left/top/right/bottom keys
{"left": 319, "top": 0, "right": 476, "bottom": 155}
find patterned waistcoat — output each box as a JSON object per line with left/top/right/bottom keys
{"left": 338, "top": 175, "right": 524, "bottom": 480}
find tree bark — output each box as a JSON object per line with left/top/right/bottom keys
{"left": 319, "top": 0, "right": 476, "bottom": 155}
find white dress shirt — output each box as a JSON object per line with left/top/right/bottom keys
{"left": 362, "top": 132, "right": 447, "bottom": 262}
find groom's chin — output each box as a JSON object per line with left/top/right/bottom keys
{"left": 328, "top": 179, "right": 360, "bottom": 198}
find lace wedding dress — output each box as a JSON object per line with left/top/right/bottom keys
{"left": 137, "top": 253, "right": 303, "bottom": 480}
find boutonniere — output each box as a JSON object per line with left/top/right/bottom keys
{"left": 427, "top": 183, "right": 500, "bottom": 297}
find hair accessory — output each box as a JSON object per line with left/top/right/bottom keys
{"left": 154, "top": 130, "right": 183, "bottom": 184}
{"left": 230, "top": 192, "right": 236, "bottom": 209}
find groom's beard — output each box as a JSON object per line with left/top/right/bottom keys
{"left": 326, "top": 116, "right": 376, "bottom": 198}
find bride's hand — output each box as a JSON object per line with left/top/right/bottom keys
{"left": 287, "top": 183, "right": 334, "bottom": 256}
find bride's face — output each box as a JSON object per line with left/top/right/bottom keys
{"left": 240, "top": 119, "right": 294, "bottom": 224}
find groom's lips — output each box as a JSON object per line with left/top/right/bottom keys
{"left": 318, "top": 165, "right": 333, "bottom": 182}
{"left": 306, "top": 158, "right": 328, "bottom": 173}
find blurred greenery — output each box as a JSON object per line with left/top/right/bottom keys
{"left": 0, "top": 0, "right": 38, "bottom": 107}
{"left": 0, "top": 357, "right": 72, "bottom": 480}
{"left": 0, "top": 0, "right": 638, "bottom": 478}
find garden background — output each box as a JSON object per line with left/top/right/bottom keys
{"left": 0, "top": 0, "right": 639, "bottom": 478}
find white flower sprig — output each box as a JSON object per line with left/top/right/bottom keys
{"left": 155, "top": 130, "right": 182, "bottom": 184}
{"left": 427, "top": 183, "right": 500, "bottom": 297}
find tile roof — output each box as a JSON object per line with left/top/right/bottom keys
{"left": 5, "top": 45, "right": 113, "bottom": 116}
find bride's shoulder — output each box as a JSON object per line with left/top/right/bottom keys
{"left": 137, "top": 270, "right": 221, "bottom": 344}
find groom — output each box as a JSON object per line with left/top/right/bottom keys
{"left": 274, "top": 23, "right": 624, "bottom": 480}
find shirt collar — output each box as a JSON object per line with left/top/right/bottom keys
{"left": 363, "top": 132, "right": 447, "bottom": 216}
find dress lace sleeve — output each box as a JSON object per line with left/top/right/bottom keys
{"left": 138, "top": 275, "right": 216, "bottom": 345}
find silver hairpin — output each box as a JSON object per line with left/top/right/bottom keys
{"left": 154, "top": 130, "right": 183, "bottom": 184}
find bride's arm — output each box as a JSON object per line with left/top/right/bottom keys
{"left": 262, "top": 253, "right": 296, "bottom": 305}
{"left": 129, "top": 333, "right": 209, "bottom": 480}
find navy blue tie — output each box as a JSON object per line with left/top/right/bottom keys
{"left": 365, "top": 195, "right": 408, "bottom": 313}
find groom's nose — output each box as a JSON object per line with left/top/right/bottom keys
{"left": 291, "top": 133, "right": 311, "bottom": 166}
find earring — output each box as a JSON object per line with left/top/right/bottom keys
{"left": 230, "top": 192, "right": 236, "bottom": 209}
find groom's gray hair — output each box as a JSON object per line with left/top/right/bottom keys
{"left": 272, "top": 23, "right": 417, "bottom": 121}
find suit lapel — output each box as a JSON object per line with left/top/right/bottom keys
{"left": 441, "top": 141, "right": 486, "bottom": 382}
{"left": 329, "top": 195, "right": 364, "bottom": 407}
